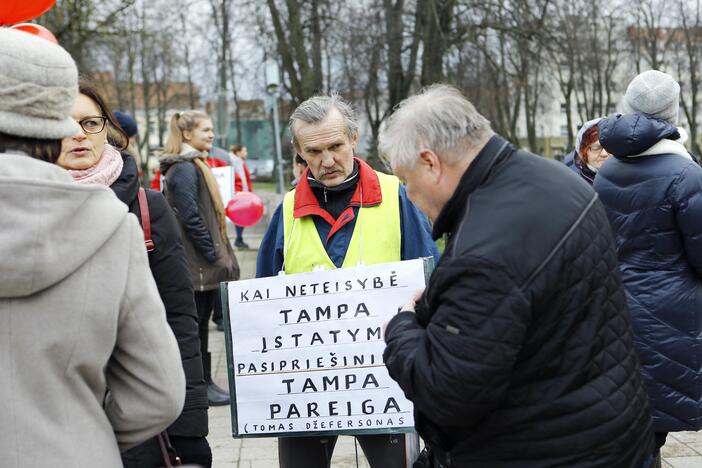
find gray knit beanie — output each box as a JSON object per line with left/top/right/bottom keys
{"left": 0, "top": 28, "right": 80, "bottom": 139}
{"left": 622, "top": 70, "right": 680, "bottom": 125}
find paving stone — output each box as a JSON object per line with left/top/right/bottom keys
{"left": 662, "top": 442, "right": 700, "bottom": 457}
{"left": 686, "top": 442, "right": 702, "bottom": 456}
{"left": 670, "top": 431, "right": 702, "bottom": 444}
{"left": 666, "top": 456, "right": 702, "bottom": 468}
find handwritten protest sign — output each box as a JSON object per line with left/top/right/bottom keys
{"left": 223, "top": 258, "right": 429, "bottom": 437}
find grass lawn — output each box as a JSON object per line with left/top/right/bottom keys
{"left": 253, "top": 181, "right": 278, "bottom": 192}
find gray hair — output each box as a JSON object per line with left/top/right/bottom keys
{"left": 289, "top": 93, "right": 358, "bottom": 147}
{"left": 378, "top": 84, "right": 492, "bottom": 171}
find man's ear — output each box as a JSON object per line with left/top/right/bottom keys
{"left": 351, "top": 130, "right": 359, "bottom": 150}
{"left": 418, "top": 149, "right": 442, "bottom": 181}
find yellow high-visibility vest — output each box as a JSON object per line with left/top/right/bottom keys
{"left": 282, "top": 171, "right": 401, "bottom": 274}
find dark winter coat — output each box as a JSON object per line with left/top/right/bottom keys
{"left": 384, "top": 136, "right": 654, "bottom": 467}
{"left": 594, "top": 114, "right": 702, "bottom": 432}
{"left": 111, "top": 153, "right": 208, "bottom": 437}
{"left": 160, "top": 152, "right": 240, "bottom": 291}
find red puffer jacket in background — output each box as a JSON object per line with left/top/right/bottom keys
{"left": 234, "top": 162, "right": 252, "bottom": 193}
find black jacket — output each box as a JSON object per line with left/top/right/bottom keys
{"left": 161, "top": 153, "right": 240, "bottom": 291}
{"left": 384, "top": 136, "right": 653, "bottom": 467}
{"left": 112, "top": 154, "right": 208, "bottom": 437}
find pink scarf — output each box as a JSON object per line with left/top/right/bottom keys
{"left": 69, "top": 144, "right": 124, "bottom": 186}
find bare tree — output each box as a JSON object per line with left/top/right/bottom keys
{"left": 675, "top": 0, "right": 702, "bottom": 156}
{"left": 571, "top": 2, "right": 623, "bottom": 123}
{"left": 266, "top": 0, "right": 327, "bottom": 104}
{"left": 39, "top": 0, "right": 137, "bottom": 73}
{"left": 179, "top": 2, "right": 199, "bottom": 109}
{"left": 420, "top": 0, "right": 456, "bottom": 85}
{"left": 455, "top": 0, "right": 552, "bottom": 148}
{"left": 544, "top": 1, "right": 579, "bottom": 148}
{"left": 384, "top": 0, "right": 423, "bottom": 111}
{"left": 209, "top": 0, "right": 235, "bottom": 147}
{"left": 631, "top": 0, "right": 674, "bottom": 71}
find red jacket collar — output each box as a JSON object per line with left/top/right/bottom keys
{"left": 293, "top": 157, "right": 383, "bottom": 220}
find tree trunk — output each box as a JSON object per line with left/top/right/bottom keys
{"left": 227, "top": 54, "right": 243, "bottom": 145}
{"left": 180, "top": 10, "right": 197, "bottom": 109}
{"left": 420, "top": 0, "right": 455, "bottom": 86}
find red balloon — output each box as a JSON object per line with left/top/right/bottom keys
{"left": 0, "top": 0, "right": 56, "bottom": 26}
{"left": 226, "top": 192, "right": 264, "bottom": 227}
{"left": 10, "top": 23, "right": 58, "bottom": 44}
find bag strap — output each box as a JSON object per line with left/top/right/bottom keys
{"left": 137, "top": 187, "right": 155, "bottom": 252}
{"left": 156, "top": 431, "right": 182, "bottom": 467}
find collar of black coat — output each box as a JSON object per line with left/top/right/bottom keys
{"left": 110, "top": 152, "right": 139, "bottom": 205}
{"left": 574, "top": 155, "right": 596, "bottom": 185}
{"left": 306, "top": 160, "right": 359, "bottom": 193}
{"left": 306, "top": 162, "right": 359, "bottom": 220}
{"left": 159, "top": 150, "right": 203, "bottom": 172}
{"left": 432, "top": 135, "right": 513, "bottom": 240}
{"left": 292, "top": 157, "right": 383, "bottom": 220}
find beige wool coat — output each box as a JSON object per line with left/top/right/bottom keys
{"left": 0, "top": 153, "right": 185, "bottom": 467}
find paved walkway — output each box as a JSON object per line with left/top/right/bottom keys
{"left": 206, "top": 225, "right": 702, "bottom": 467}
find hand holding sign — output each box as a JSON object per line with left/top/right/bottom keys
{"left": 383, "top": 288, "right": 424, "bottom": 339}
{"left": 401, "top": 288, "right": 425, "bottom": 313}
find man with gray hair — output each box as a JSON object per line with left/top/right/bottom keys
{"left": 256, "top": 93, "right": 439, "bottom": 468}
{"left": 380, "top": 85, "right": 654, "bottom": 467}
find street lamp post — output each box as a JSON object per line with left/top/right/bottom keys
{"left": 266, "top": 60, "right": 286, "bottom": 195}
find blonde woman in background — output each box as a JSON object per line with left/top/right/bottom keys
{"left": 160, "top": 111, "right": 240, "bottom": 407}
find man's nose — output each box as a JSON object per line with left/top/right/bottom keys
{"left": 321, "top": 152, "right": 335, "bottom": 166}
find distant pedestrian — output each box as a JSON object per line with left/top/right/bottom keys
{"left": 57, "top": 82, "right": 211, "bottom": 467}
{"left": 379, "top": 84, "right": 654, "bottom": 467}
{"left": 573, "top": 118, "right": 611, "bottom": 184}
{"left": 114, "top": 111, "right": 143, "bottom": 174}
{"left": 160, "top": 110, "right": 240, "bottom": 407}
{"left": 0, "top": 28, "right": 184, "bottom": 467}
{"left": 594, "top": 70, "right": 702, "bottom": 465}
{"left": 230, "top": 144, "right": 253, "bottom": 249}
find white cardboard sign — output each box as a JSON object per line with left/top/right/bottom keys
{"left": 211, "top": 166, "right": 234, "bottom": 204}
{"left": 225, "top": 259, "right": 428, "bottom": 437}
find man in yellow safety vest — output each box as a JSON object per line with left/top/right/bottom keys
{"left": 256, "top": 93, "right": 439, "bottom": 468}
